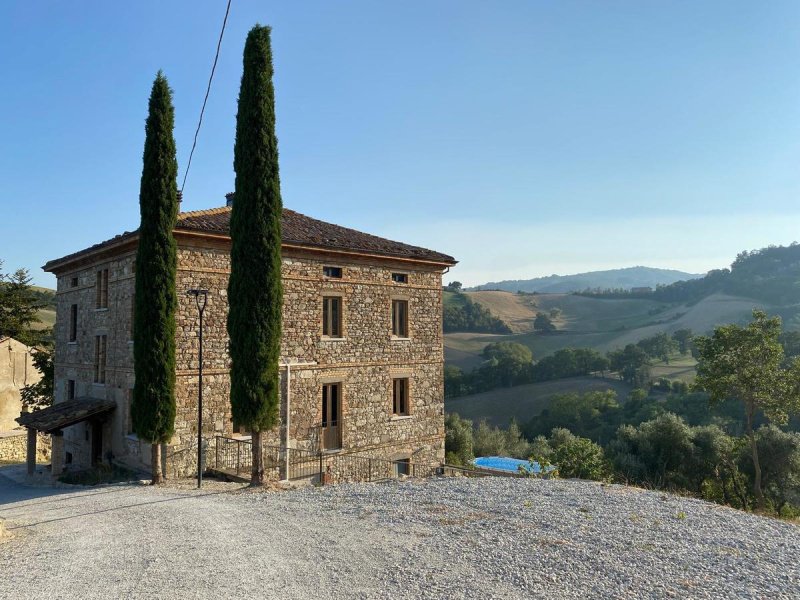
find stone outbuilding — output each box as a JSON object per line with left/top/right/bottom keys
{"left": 41, "top": 199, "right": 456, "bottom": 479}
{"left": 0, "top": 337, "right": 41, "bottom": 431}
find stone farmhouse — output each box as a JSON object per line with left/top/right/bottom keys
{"left": 0, "top": 337, "right": 41, "bottom": 432}
{"left": 30, "top": 198, "right": 456, "bottom": 479}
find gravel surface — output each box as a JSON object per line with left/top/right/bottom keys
{"left": 1, "top": 472, "right": 799, "bottom": 599}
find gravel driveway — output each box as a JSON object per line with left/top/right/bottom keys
{"left": 1, "top": 471, "right": 799, "bottom": 599}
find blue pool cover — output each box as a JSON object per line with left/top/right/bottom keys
{"left": 473, "top": 456, "right": 548, "bottom": 474}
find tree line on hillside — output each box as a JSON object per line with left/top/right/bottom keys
{"left": 446, "top": 310, "right": 800, "bottom": 516}
{"left": 577, "top": 243, "right": 800, "bottom": 306}
{"left": 443, "top": 289, "right": 512, "bottom": 334}
{"left": 445, "top": 329, "right": 696, "bottom": 398}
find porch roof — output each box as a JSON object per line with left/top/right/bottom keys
{"left": 16, "top": 397, "right": 116, "bottom": 433}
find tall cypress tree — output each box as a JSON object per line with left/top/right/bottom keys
{"left": 131, "top": 72, "right": 179, "bottom": 485}
{"left": 228, "top": 25, "right": 283, "bottom": 486}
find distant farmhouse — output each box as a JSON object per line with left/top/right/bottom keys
{"left": 27, "top": 197, "right": 456, "bottom": 478}
{"left": 0, "top": 337, "right": 40, "bottom": 431}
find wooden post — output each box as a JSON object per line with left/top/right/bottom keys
{"left": 26, "top": 428, "right": 36, "bottom": 476}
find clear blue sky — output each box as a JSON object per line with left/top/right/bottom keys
{"left": 3, "top": 1, "right": 800, "bottom": 287}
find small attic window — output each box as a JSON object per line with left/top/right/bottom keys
{"left": 392, "top": 273, "right": 408, "bottom": 284}
{"left": 323, "top": 266, "right": 342, "bottom": 278}
{"left": 70, "top": 277, "right": 79, "bottom": 288}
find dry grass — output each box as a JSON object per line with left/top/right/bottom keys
{"left": 466, "top": 291, "right": 539, "bottom": 333}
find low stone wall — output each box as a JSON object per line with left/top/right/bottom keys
{"left": 0, "top": 430, "right": 51, "bottom": 463}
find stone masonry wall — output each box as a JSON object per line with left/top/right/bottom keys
{"left": 52, "top": 251, "right": 136, "bottom": 471}
{"left": 0, "top": 430, "right": 51, "bottom": 463}
{"left": 51, "top": 235, "right": 447, "bottom": 477}
{"left": 172, "top": 238, "right": 446, "bottom": 476}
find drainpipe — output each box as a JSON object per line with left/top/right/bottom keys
{"left": 279, "top": 359, "right": 316, "bottom": 482}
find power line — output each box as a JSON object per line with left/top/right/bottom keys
{"left": 180, "top": 0, "right": 233, "bottom": 194}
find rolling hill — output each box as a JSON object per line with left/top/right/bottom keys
{"left": 444, "top": 290, "right": 771, "bottom": 371}
{"left": 472, "top": 266, "right": 702, "bottom": 293}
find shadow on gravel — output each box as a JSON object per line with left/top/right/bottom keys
{"left": 3, "top": 486, "right": 135, "bottom": 509}
{"left": 5, "top": 488, "right": 241, "bottom": 530}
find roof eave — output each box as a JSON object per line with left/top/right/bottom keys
{"left": 44, "top": 228, "right": 457, "bottom": 274}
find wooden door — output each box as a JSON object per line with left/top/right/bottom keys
{"left": 321, "top": 383, "right": 341, "bottom": 450}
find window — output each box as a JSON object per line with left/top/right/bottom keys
{"left": 392, "top": 299, "right": 408, "bottom": 337}
{"left": 393, "top": 378, "right": 409, "bottom": 416}
{"left": 67, "top": 380, "right": 75, "bottom": 401}
{"left": 129, "top": 293, "right": 135, "bottom": 340}
{"left": 322, "top": 296, "right": 342, "bottom": 337}
{"left": 321, "top": 382, "right": 342, "bottom": 450}
{"left": 69, "top": 304, "right": 78, "bottom": 342}
{"left": 127, "top": 389, "right": 135, "bottom": 435}
{"left": 321, "top": 383, "right": 340, "bottom": 426}
{"left": 94, "top": 335, "right": 107, "bottom": 384}
{"left": 232, "top": 420, "right": 251, "bottom": 437}
{"left": 70, "top": 277, "right": 79, "bottom": 288}
{"left": 395, "top": 458, "right": 411, "bottom": 477}
{"left": 95, "top": 269, "right": 109, "bottom": 309}
{"left": 392, "top": 273, "right": 408, "bottom": 284}
{"left": 323, "top": 266, "right": 342, "bottom": 278}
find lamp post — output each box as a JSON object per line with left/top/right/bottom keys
{"left": 187, "top": 288, "right": 209, "bottom": 488}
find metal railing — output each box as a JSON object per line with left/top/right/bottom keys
{"left": 213, "top": 435, "right": 502, "bottom": 485}
{"left": 213, "top": 437, "right": 323, "bottom": 481}
{"left": 214, "top": 436, "right": 252, "bottom": 476}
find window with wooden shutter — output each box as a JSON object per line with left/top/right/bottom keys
{"left": 322, "top": 296, "right": 342, "bottom": 338}
{"left": 392, "top": 299, "right": 408, "bottom": 338}
{"left": 94, "top": 335, "right": 107, "bottom": 384}
{"left": 95, "top": 269, "right": 108, "bottom": 309}
{"left": 393, "top": 378, "right": 409, "bottom": 416}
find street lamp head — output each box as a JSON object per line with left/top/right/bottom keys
{"left": 186, "top": 288, "right": 209, "bottom": 312}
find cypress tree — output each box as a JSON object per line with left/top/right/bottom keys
{"left": 227, "top": 25, "right": 284, "bottom": 486}
{"left": 131, "top": 72, "right": 179, "bottom": 485}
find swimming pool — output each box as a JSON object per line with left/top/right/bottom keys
{"left": 473, "top": 456, "right": 548, "bottom": 474}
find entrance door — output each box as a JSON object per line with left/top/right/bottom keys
{"left": 91, "top": 420, "right": 103, "bottom": 464}
{"left": 321, "top": 383, "right": 341, "bottom": 450}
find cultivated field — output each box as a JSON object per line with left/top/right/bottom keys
{"left": 445, "top": 376, "right": 632, "bottom": 428}
{"left": 445, "top": 291, "right": 768, "bottom": 371}
{"left": 464, "top": 290, "right": 538, "bottom": 333}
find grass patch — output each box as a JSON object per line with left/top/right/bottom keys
{"left": 58, "top": 463, "right": 139, "bottom": 486}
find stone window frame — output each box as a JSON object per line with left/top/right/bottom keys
{"left": 322, "top": 265, "right": 343, "bottom": 279}
{"left": 95, "top": 268, "right": 109, "bottom": 310}
{"left": 319, "top": 376, "right": 346, "bottom": 452}
{"left": 93, "top": 334, "right": 107, "bottom": 385}
{"left": 390, "top": 369, "right": 413, "bottom": 420}
{"left": 320, "top": 290, "right": 346, "bottom": 340}
{"left": 67, "top": 379, "right": 76, "bottom": 401}
{"left": 68, "top": 303, "right": 78, "bottom": 343}
{"left": 390, "top": 295, "right": 411, "bottom": 340}
{"left": 391, "top": 272, "right": 409, "bottom": 284}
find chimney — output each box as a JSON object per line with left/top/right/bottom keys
{"left": 225, "top": 192, "right": 234, "bottom": 207}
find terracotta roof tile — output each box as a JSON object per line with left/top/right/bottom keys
{"left": 44, "top": 205, "right": 456, "bottom": 271}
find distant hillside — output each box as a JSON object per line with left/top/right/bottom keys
{"left": 582, "top": 244, "right": 800, "bottom": 307}
{"left": 472, "top": 266, "right": 702, "bottom": 293}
